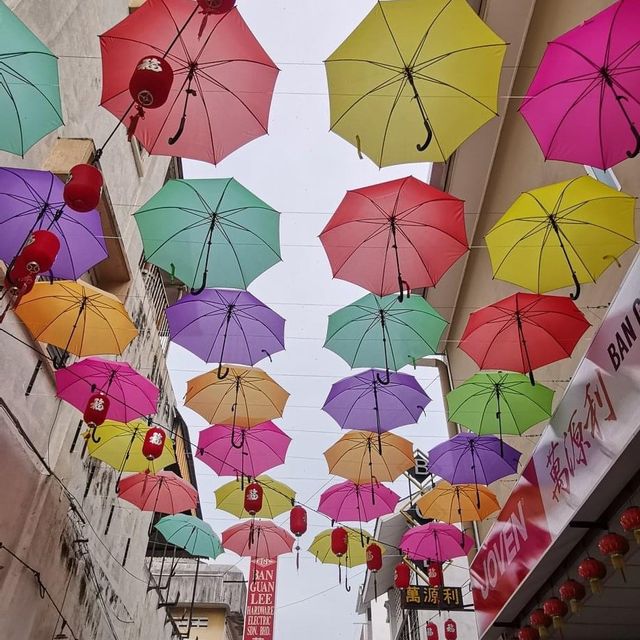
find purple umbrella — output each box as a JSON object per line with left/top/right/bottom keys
{"left": 196, "top": 421, "right": 291, "bottom": 479}
{"left": 400, "top": 522, "right": 474, "bottom": 562}
{"left": 318, "top": 480, "right": 399, "bottom": 523}
{"left": 0, "top": 167, "right": 107, "bottom": 279}
{"left": 322, "top": 369, "right": 430, "bottom": 452}
{"left": 166, "top": 288, "right": 285, "bottom": 378}
{"left": 428, "top": 432, "right": 521, "bottom": 486}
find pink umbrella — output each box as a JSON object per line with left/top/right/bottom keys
{"left": 222, "top": 520, "right": 294, "bottom": 558}
{"left": 520, "top": 0, "right": 640, "bottom": 169}
{"left": 196, "top": 421, "right": 291, "bottom": 479}
{"left": 400, "top": 523, "right": 474, "bottom": 562}
{"left": 318, "top": 480, "right": 399, "bottom": 523}
{"left": 55, "top": 357, "right": 159, "bottom": 423}
{"left": 117, "top": 471, "right": 198, "bottom": 514}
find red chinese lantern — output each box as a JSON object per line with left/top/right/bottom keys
{"left": 290, "top": 505, "right": 307, "bottom": 537}
{"left": 142, "top": 426, "right": 166, "bottom": 461}
{"left": 425, "top": 622, "right": 439, "bottom": 640}
{"left": 518, "top": 627, "right": 539, "bottom": 640}
{"left": 394, "top": 561, "right": 411, "bottom": 589}
{"left": 620, "top": 506, "right": 640, "bottom": 544}
{"left": 598, "top": 532, "right": 629, "bottom": 571}
{"left": 244, "top": 482, "right": 263, "bottom": 516}
{"left": 529, "top": 609, "right": 551, "bottom": 639}
{"left": 443, "top": 618, "right": 457, "bottom": 640}
{"left": 83, "top": 392, "right": 110, "bottom": 427}
{"left": 0, "top": 256, "right": 35, "bottom": 322}
{"left": 197, "top": 0, "right": 236, "bottom": 13}
{"left": 558, "top": 578, "right": 586, "bottom": 613}
{"left": 577, "top": 557, "right": 606, "bottom": 593}
{"left": 331, "top": 526, "right": 349, "bottom": 557}
{"left": 366, "top": 543, "right": 382, "bottom": 572}
{"left": 543, "top": 597, "right": 568, "bottom": 629}
{"left": 63, "top": 164, "right": 103, "bottom": 212}
{"left": 20, "top": 230, "right": 60, "bottom": 274}
{"left": 129, "top": 56, "right": 174, "bottom": 109}
{"left": 427, "top": 560, "right": 444, "bottom": 587}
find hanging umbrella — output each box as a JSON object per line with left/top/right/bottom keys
{"left": 88, "top": 420, "right": 176, "bottom": 474}
{"left": 155, "top": 514, "right": 223, "bottom": 558}
{"left": 214, "top": 475, "right": 296, "bottom": 519}
{"left": 117, "top": 471, "right": 198, "bottom": 514}
{"left": 308, "top": 528, "right": 373, "bottom": 568}
{"left": 14, "top": 281, "right": 138, "bottom": 365}
{"left": 485, "top": 176, "right": 636, "bottom": 299}
{"left": 416, "top": 481, "right": 500, "bottom": 523}
{"left": 0, "top": 168, "right": 107, "bottom": 280}
{"left": 325, "top": 293, "right": 447, "bottom": 382}
{"left": 427, "top": 432, "right": 522, "bottom": 486}
{"left": 100, "top": 0, "right": 279, "bottom": 165}
{"left": 166, "top": 288, "right": 285, "bottom": 374}
{"left": 520, "top": 0, "right": 640, "bottom": 169}
{"left": 400, "top": 522, "right": 473, "bottom": 562}
{"left": 185, "top": 365, "right": 289, "bottom": 429}
{"left": 222, "top": 520, "right": 294, "bottom": 559}
{"left": 318, "top": 480, "right": 399, "bottom": 523}
{"left": 324, "top": 431, "right": 415, "bottom": 485}
{"left": 135, "top": 178, "right": 281, "bottom": 293}
{"left": 55, "top": 357, "right": 159, "bottom": 423}
{"left": 459, "top": 292, "right": 590, "bottom": 384}
{"left": 324, "top": 0, "right": 506, "bottom": 167}
{"left": 445, "top": 372, "right": 554, "bottom": 445}
{"left": 320, "top": 176, "right": 467, "bottom": 300}
{"left": 196, "top": 421, "right": 291, "bottom": 478}
{"left": 0, "top": 2, "right": 63, "bottom": 156}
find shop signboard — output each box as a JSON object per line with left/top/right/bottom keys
{"left": 244, "top": 558, "right": 278, "bottom": 640}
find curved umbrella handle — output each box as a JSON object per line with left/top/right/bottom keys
{"left": 569, "top": 269, "right": 581, "bottom": 301}
{"left": 627, "top": 123, "right": 640, "bottom": 158}
{"left": 216, "top": 363, "right": 230, "bottom": 380}
{"left": 376, "top": 369, "right": 391, "bottom": 385}
{"left": 397, "top": 278, "right": 411, "bottom": 303}
{"left": 190, "top": 270, "right": 207, "bottom": 296}
{"left": 230, "top": 426, "right": 245, "bottom": 450}
{"left": 168, "top": 115, "right": 187, "bottom": 146}
{"left": 91, "top": 428, "right": 102, "bottom": 445}
{"left": 416, "top": 120, "right": 433, "bottom": 152}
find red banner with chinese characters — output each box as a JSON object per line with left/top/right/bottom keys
{"left": 243, "top": 558, "right": 278, "bottom": 640}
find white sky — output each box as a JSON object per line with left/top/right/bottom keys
{"left": 168, "top": 2, "right": 456, "bottom": 638}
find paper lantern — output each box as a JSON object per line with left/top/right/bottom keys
{"left": 331, "top": 527, "right": 348, "bottom": 557}
{"left": 517, "top": 627, "right": 539, "bottom": 640}
{"left": 620, "top": 506, "right": 640, "bottom": 544}
{"left": 529, "top": 609, "right": 551, "bottom": 639}
{"left": 577, "top": 557, "right": 606, "bottom": 594}
{"left": 443, "top": 618, "right": 457, "bottom": 640}
{"left": 366, "top": 543, "right": 382, "bottom": 573}
{"left": 83, "top": 392, "right": 110, "bottom": 427}
{"left": 290, "top": 505, "right": 307, "bottom": 537}
{"left": 598, "top": 532, "right": 629, "bottom": 571}
{"left": 20, "top": 230, "right": 60, "bottom": 274}
{"left": 425, "top": 622, "right": 439, "bottom": 640}
{"left": 244, "top": 482, "right": 263, "bottom": 516}
{"left": 142, "top": 426, "right": 166, "bottom": 461}
{"left": 197, "top": 0, "right": 235, "bottom": 13}
{"left": 63, "top": 164, "right": 103, "bottom": 212}
{"left": 394, "top": 561, "right": 411, "bottom": 589}
{"left": 427, "top": 560, "right": 444, "bottom": 587}
{"left": 558, "top": 578, "right": 586, "bottom": 613}
{"left": 543, "top": 597, "right": 568, "bottom": 629}
{"left": 0, "top": 256, "right": 35, "bottom": 322}
{"left": 129, "top": 56, "right": 174, "bottom": 109}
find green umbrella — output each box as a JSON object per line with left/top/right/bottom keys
{"left": 446, "top": 372, "right": 554, "bottom": 444}
{"left": 0, "top": 1, "right": 63, "bottom": 156}
{"left": 135, "top": 178, "right": 281, "bottom": 293}
{"left": 154, "top": 514, "right": 223, "bottom": 559}
{"left": 325, "top": 293, "right": 447, "bottom": 382}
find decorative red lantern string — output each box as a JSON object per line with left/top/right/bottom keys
{"left": 426, "top": 621, "right": 439, "bottom": 640}
{"left": 598, "top": 532, "right": 629, "bottom": 578}
{"left": 82, "top": 391, "right": 110, "bottom": 443}
{"left": 577, "top": 556, "right": 606, "bottom": 594}
{"left": 620, "top": 506, "right": 640, "bottom": 544}
{"left": 366, "top": 542, "right": 382, "bottom": 599}
{"left": 443, "top": 618, "right": 457, "bottom": 640}
{"left": 142, "top": 426, "right": 166, "bottom": 461}
{"left": 518, "top": 626, "right": 540, "bottom": 640}
{"left": 558, "top": 578, "right": 586, "bottom": 614}
{"left": 529, "top": 608, "right": 552, "bottom": 639}
{"left": 543, "top": 597, "right": 568, "bottom": 630}
{"left": 394, "top": 560, "right": 411, "bottom": 590}
{"left": 63, "top": 164, "right": 104, "bottom": 212}
{"left": 427, "top": 560, "right": 444, "bottom": 587}
{"left": 289, "top": 505, "right": 307, "bottom": 570}
{"left": 331, "top": 526, "right": 350, "bottom": 589}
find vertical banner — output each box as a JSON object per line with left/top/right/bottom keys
{"left": 243, "top": 558, "right": 278, "bottom": 640}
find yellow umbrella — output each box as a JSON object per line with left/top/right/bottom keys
{"left": 324, "top": 431, "right": 414, "bottom": 485}
{"left": 184, "top": 365, "right": 289, "bottom": 428}
{"left": 87, "top": 420, "right": 176, "bottom": 474}
{"left": 214, "top": 475, "right": 296, "bottom": 519}
{"left": 325, "top": 0, "right": 506, "bottom": 167}
{"left": 14, "top": 281, "right": 138, "bottom": 362}
{"left": 486, "top": 176, "right": 636, "bottom": 299}
{"left": 416, "top": 481, "right": 500, "bottom": 523}
{"left": 308, "top": 528, "right": 374, "bottom": 568}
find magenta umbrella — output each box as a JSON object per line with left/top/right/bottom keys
{"left": 55, "top": 357, "right": 159, "bottom": 423}
{"left": 196, "top": 421, "right": 291, "bottom": 479}
{"left": 400, "top": 523, "right": 474, "bottom": 562}
{"left": 520, "top": 0, "right": 640, "bottom": 169}
{"left": 222, "top": 520, "right": 294, "bottom": 558}
{"left": 117, "top": 471, "right": 198, "bottom": 514}
{"left": 318, "top": 480, "right": 399, "bottom": 523}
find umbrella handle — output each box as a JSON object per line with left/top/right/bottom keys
{"left": 376, "top": 370, "right": 390, "bottom": 385}
{"left": 168, "top": 114, "right": 187, "bottom": 146}
{"left": 216, "top": 363, "right": 230, "bottom": 380}
{"left": 396, "top": 278, "right": 411, "bottom": 303}
{"left": 230, "top": 426, "right": 245, "bottom": 450}
{"left": 190, "top": 277, "right": 207, "bottom": 296}
{"left": 90, "top": 427, "right": 101, "bottom": 445}
{"left": 627, "top": 122, "right": 640, "bottom": 158}
{"left": 569, "top": 269, "right": 581, "bottom": 301}
{"left": 416, "top": 119, "right": 433, "bottom": 152}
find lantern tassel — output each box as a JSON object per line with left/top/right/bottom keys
{"left": 127, "top": 105, "right": 145, "bottom": 141}
{"left": 374, "top": 574, "right": 378, "bottom": 601}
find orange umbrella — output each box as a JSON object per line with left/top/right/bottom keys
{"left": 416, "top": 481, "right": 500, "bottom": 523}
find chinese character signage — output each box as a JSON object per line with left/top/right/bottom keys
{"left": 243, "top": 558, "right": 277, "bottom": 640}
{"left": 400, "top": 586, "right": 465, "bottom": 611}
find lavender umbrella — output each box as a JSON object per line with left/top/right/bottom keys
{"left": 166, "top": 288, "right": 285, "bottom": 378}
{"left": 400, "top": 522, "right": 474, "bottom": 562}
{"left": 0, "top": 167, "right": 107, "bottom": 280}
{"left": 322, "top": 369, "right": 430, "bottom": 452}
{"left": 318, "top": 480, "right": 399, "bottom": 523}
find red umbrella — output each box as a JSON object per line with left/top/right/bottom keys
{"left": 117, "top": 471, "right": 198, "bottom": 514}
{"left": 459, "top": 292, "right": 590, "bottom": 384}
{"left": 99, "top": 0, "right": 279, "bottom": 165}
{"left": 222, "top": 520, "right": 294, "bottom": 558}
{"left": 319, "top": 176, "right": 467, "bottom": 301}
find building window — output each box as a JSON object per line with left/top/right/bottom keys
{"left": 176, "top": 616, "right": 209, "bottom": 629}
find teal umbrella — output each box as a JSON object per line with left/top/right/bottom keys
{"left": 0, "top": 1, "right": 63, "bottom": 156}
{"left": 135, "top": 179, "right": 281, "bottom": 293}
{"left": 325, "top": 293, "right": 447, "bottom": 382}
{"left": 154, "top": 514, "right": 223, "bottom": 559}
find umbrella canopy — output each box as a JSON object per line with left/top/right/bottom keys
{"left": 55, "top": 357, "right": 159, "bottom": 423}
{"left": 155, "top": 514, "right": 223, "bottom": 559}
{"left": 428, "top": 432, "right": 522, "bottom": 486}
{"left": 88, "top": 420, "right": 176, "bottom": 474}
{"left": 416, "top": 481, "right": 500, "bottom": 523}
{"left": 325, "top": 0, "right": 506, "bottom": 167}
{"left": 15, "top": 281, "right": 138, "bottom": 360}
{"left": 485, "top": 176, "right": 636, "bottom": 299}
{"left": 166, "top": 288, "right": 285, "bottom": 369}
{"left": 0, "top": 2, "right": 63, "bottom": 156}
{"left": 318, "top": 480, "right": 399, "bottom": 523}
{"left": 400, "top": 522, "right": 473, "bottom": 562}
{"left": 520, "top": 0, "right": 640, "bottom": 169}
{"left": 459, "top": 293, "right": 590, "bottom": 384}
{"left": 100, "top": 0, "right": 279, "bottom": 165}
{"left": 184, "top": 365, "right": 289, "bottom": 428}
{"left": 196, "top": 421, "right": 291, "bottom": 478}
{"left": 117, "top": 471, "right": 198, "bottom": 514}
{"left": 324, "top": 431, "right": 415, "bottom": 484}
{"left": 325, "top": 293, "right": 447, "bottom": 379}
{"left": 222, "top": 520, "right": 294, "bottom": 558}
{"left": 308, "top": 528, "right": 373, "bottom": 568}
{"left": 320, "top": 176, "right": 467, "bottom": 298}
{"left": 135, "top": 178, "right": 281, "bottom": 292}
{"left": 0, "top": 168, "right": 107, "bottom": 280}
{"left": 445, "top": 372, "right": 554, "bottom": 441}
{"left": 214, "top": 475, "right": 296, "bottom": 519}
